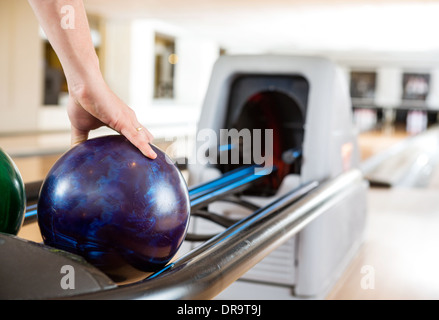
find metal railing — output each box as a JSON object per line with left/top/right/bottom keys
{"left": 70, "top": 169, "right": 363, "bottom": 300}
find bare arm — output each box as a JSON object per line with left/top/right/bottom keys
{"left": 28, "top": 0, "right": 157, "bottom": 159}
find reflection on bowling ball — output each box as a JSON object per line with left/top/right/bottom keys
{"left": 37, "top": 135, "right": 190, "bottom": 282}
{"left": 0, "top": 148, "right": 26, "bottom": 235}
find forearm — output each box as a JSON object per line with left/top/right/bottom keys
{"left": 28, "top": 0, "right": 157, "bottom": 159}
{"left": 28, "top": 0, "right": 102, "bottom": 90}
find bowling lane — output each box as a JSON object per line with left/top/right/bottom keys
{"left": 327, "top": 126, "right": 439, "bottom": 300}
{"left": 357, "top": 126, "right": 410, "bottom": 161}
{"left": 327, "top": 187, "right": 439, "bottom": 299}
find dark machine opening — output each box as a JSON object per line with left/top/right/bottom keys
{"left": 218, "top": 74, "right": 309, "bottom": 196}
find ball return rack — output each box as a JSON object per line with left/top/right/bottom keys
{"left": 0, "top": 164, "right": 363, "bottom": 300}
{"left": 2, "top": 55, "right": 370, "bottom": 299}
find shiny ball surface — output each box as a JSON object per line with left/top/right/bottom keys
{"left": 0, "top": 149, "right": 26, "bottom": 235}
{"left": 37, "top": 135, "right": 190, "bottom": 282}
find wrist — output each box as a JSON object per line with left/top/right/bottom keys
{"left": 64, "top": 51, "right": 101, "bottom": 82}
{"left": 67, "top": 66, "right": 105, "bottom": 105}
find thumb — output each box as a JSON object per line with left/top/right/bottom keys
{"left": 70, "top": 126, "right": 90, "bottom": 147}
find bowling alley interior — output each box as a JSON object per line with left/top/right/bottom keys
{"left": 1, "top": 0, "right": 439, "bottom": 300}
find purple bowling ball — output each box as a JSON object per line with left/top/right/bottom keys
{"left": 37, "top": 135, "right": 190, "bottom": 282}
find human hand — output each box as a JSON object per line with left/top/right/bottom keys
{"left": 28, "top": 0, "right": 157, "bottom": 159}
{"left": 67, "top": 76, "right": 157, "bottom": 159}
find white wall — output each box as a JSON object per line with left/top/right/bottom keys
{"left": 375, "top": 67, "right": 402, "bottom": 108}
{"left": 174, "top": 36, "right": 219, "bottom": 105}
{"left": 104, "top": 19, "right": 219, "bottom": 139}
{"left": 427, "top": 68, "right": 439, "bottom": 110}
{"left": 336, "top": 53, "right": 439, "bottom": 110}
{"left": 104, "top": 19, "right": 133, "bottom": 104}
{"left": 0, "top": 0, "right": 41, "bottom": 134}
{"left": 0, "top": 2, "right": 219, "bottom": 137}
{"left": 36, "top": 17, "right": 219, "bottom": 138}
{"left": 7, "top": 3, "right": 438, "bottom": 139}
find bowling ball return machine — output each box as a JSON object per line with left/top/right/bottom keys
{"left": 0, "top": 55, "right": 368, "bottom": 299}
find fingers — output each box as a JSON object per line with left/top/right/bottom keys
{"left": 114, "top": 107, "right": 156, "bottom": 159}
{"left": 121, "top": 123, "right": 157, "bottom": 159}
{"left": 113, "top": 106, "right": 157, "bottom": 159}
{"left": 67, "top": 84, "right": 156, "bottom": 159}
{"left": 71, "top": 121, "right": 157, "bottom": 159}
{"left": 70, "top": 126, "right": 90, "bottom": 147}
{"left": 140, "top": 125, "right": 154, "bottom": 142}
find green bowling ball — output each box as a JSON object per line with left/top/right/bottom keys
{"left": 0, "top": 148, "right": 25, "bottom": 235}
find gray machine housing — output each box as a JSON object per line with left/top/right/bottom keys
{"left": 188, "top": 55, "right": 368, "bottom": 299}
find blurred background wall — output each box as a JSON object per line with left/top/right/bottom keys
{"left": 2, "top": 0, "right": 439, "bottom": 140}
